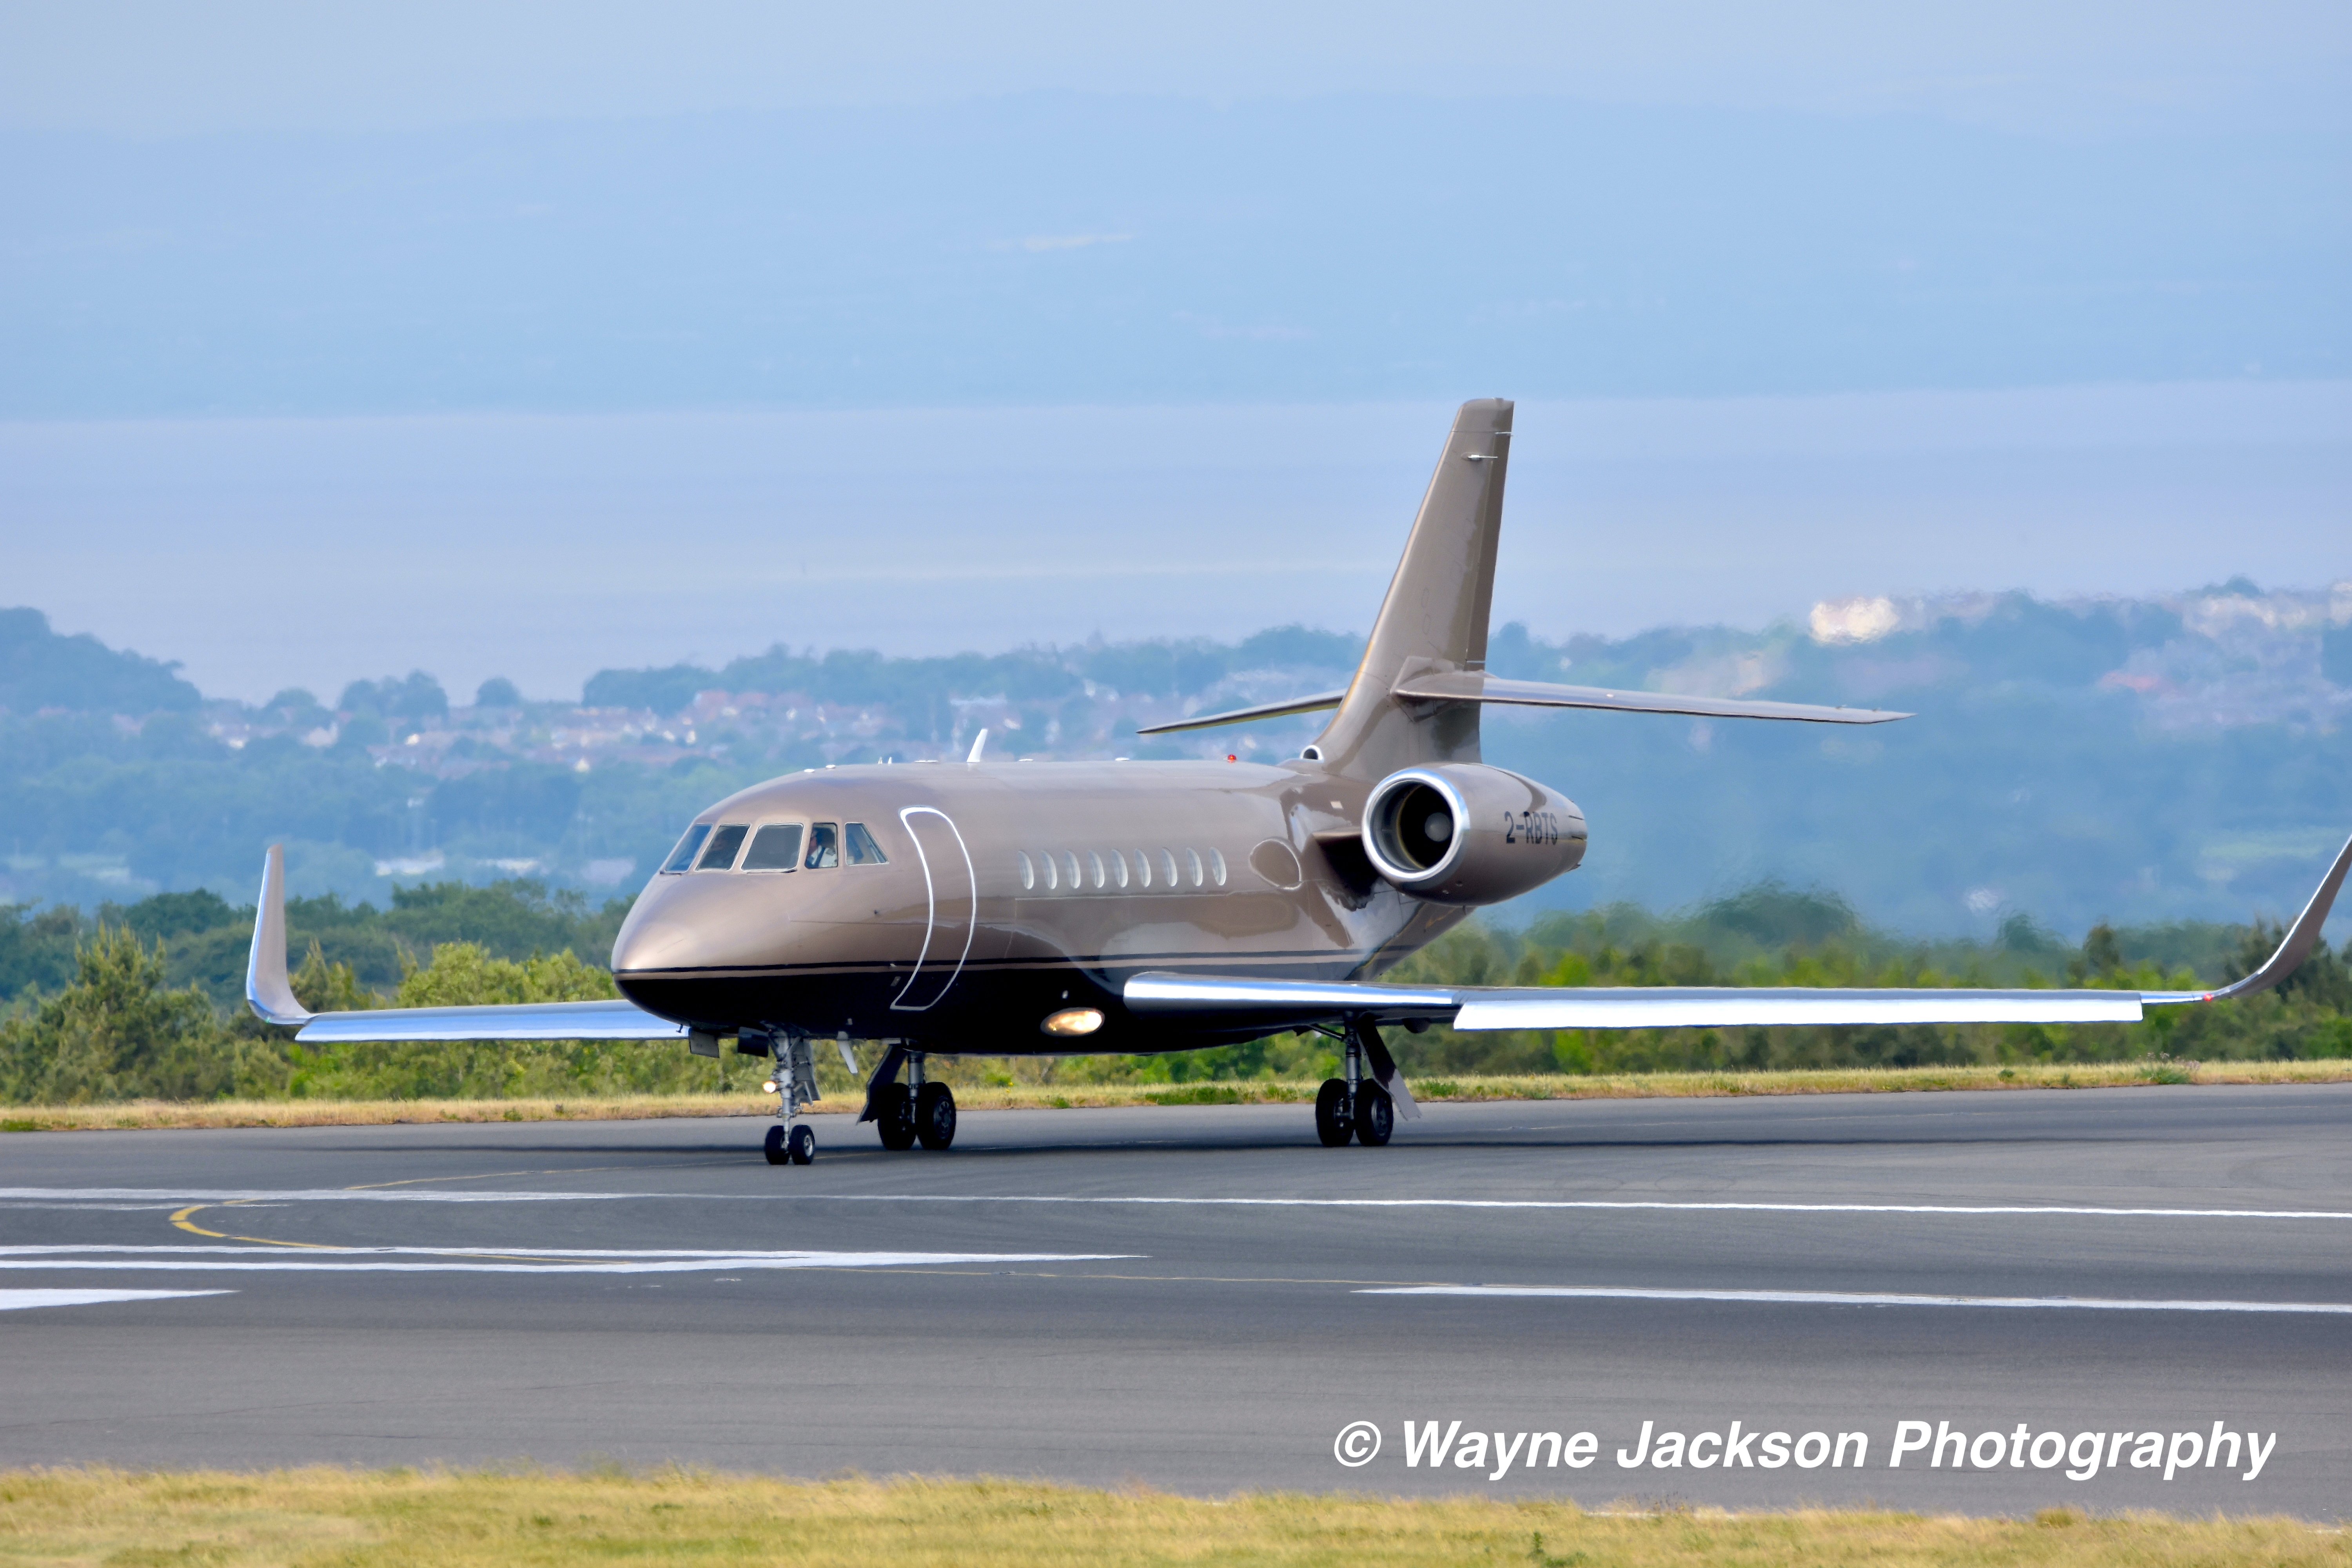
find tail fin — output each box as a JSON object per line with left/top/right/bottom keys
{"left": 1310, "top": 398, "right": 1513, "bottom": 778}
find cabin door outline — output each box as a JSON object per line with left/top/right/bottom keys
{"left": 890, "top": 806, "right": 976, "bottom": 1011}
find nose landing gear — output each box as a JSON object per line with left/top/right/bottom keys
{"left": 763, "top": 1122, "right": 816, "bottom": 1165}
{"left": 758, "top": 1030, "right": 820, "bottom": 1165}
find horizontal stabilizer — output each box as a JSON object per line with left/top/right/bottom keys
{"left": 1389, "top": 671, "right": 1909, "bottom": 726}
{"left": 1132, "top": 675, "right": 1908, "bottom": 736}
{"left": 1136, "top": 690, "right": 1347, "bottom": 736}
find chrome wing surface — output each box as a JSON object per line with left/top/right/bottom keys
{"left": 1129, "top": 829, "right": 2352, "bottom": 1031}
{"left": 245, "top": 844, "right": 687, "bottom": 1043}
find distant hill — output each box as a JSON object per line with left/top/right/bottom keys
{"left": 0, "top": 586, "right": 2345, "bottom": 939}
{"left": 0, "top": 607, "right": 200, "bottom": 716}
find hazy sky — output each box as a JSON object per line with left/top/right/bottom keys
{"left": 2, "top": 1, "right": 2347, "bottom": 698}
{"left": 9, "top": 383, "right": 2346, "bottom": 704}
{"left": 7, "top": 2, "right": 2347, "bottom": 136}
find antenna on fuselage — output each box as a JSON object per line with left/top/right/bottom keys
{"left": 965, "top": 728, "right": 988, "bottom": 764}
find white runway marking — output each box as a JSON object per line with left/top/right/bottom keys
{"left": 0, "top": 1288, "right": 233, "bottom": 1312}
{"left": 5, "top": 1187, "right": 2349, "bottom": 1220}
{"left": 0, "top": 1248, "right": 1130, "bottom": 1276}
{"left": 1363, "top": 1284, "right": 2352, "bottom": 1314}
{"left": 802, "top": 1195, "right": 2352, "bottom": 1221}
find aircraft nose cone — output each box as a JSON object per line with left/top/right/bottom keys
{"left": 612, "top": 914, "right": 700, "bottom": 974}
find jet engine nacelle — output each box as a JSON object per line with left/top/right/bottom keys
{"left": 1361, "top": 763, "right": 1587, "bottom": 906}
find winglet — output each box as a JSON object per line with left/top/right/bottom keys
{"left": 245, "top": 844, "right": 312, "bottom": 1027}
{"left": 966, "top": 728, "right": 987, "bottom": 764}
{"left": 2170, "top": 828, "right": 2352, "bottom": 1004}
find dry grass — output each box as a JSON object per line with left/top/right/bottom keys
{"left": 0, "top": 1469, "right": 2339, "bottom": 1568}
{"left": 1, "top": 1058, "right": 2347, "bottom": 1134}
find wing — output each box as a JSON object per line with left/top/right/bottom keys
{"left": 245, "top": 845, "right": 689, "bottom": 1043}
{"left": 1127, "top": 829, "right": 2352, "bottom": 1033}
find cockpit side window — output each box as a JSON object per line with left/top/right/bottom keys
{"left": 844, "top": 822, "right": 887, "bottom": 865}
{"left": 695, "top": 824, "right": 750, "bottom": 871}
{"left": 741, "top": 823, "right": 804, "bottom": 871}
{"left": 661, "top": 824, "right": 712, "bottom": 874}
{"left": 805, "top": 822, "right": 840, "bottom": 868}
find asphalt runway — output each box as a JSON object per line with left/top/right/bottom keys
{"left": 3, "top": 1085, "right": 2348, "bottom": 1517}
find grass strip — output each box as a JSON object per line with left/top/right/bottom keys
{"left": 0, "top": 1469, "right": 2338, "bottom": 1567}
{"left": 1, "top": 1058, "right": 2348, "bottom": 1134}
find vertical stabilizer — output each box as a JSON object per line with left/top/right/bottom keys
{"left": 1310, "top": 398, "right": 1514, "bottom": 777}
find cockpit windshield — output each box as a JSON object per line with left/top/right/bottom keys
{"left": 695, "top": 824, "right": 750, "bottom": 871}
{"left": 805, "top": 822, "right": 840, "bottom": 868}
{"left": 742, "top": 823, "right": 804, "bottom": 871}
{"left": 844, "top": 822, "right": 887, "bottom": 865}
{"left": 661, "top": 823, "right": 711, "bottom": 874}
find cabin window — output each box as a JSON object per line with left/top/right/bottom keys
{"left": 1062, "top": 851, "right": 1081, "bottom": 889}
{"left": 844, "top": 822, "right": 887, "bottom": 865}
{"left": 805, "top": 822, "right": 840, "bottom": 868}
{"left": 1019, "top": 852, "right": 1035, "bottom": 891}
{"left": 1041, "top": 852, "right": 1057, "bottom": 890}
{"left": 662, "top": 824, "right": 712, "bottom": 874}
{"left": 1112, "top": 850, "right": 1129, "bottom": 888}
{"left": 1185, "top": 847, "right": 1203, "bottom": 887}
{"left": 696, "top": 824, "right": 750, "bottom": 871}
{"left": 1209, "top": 847, "right": 1227, "bottom": 887}
{"left": 741, "top": 823, "right": 804, "bottom": 871}
{"left": 1133, "top": 849, "right": 1151, "bottom": 888}
{"left": 1160, "top": 848, "right": 1179, "bottom": 887}
{"left": 1088, "top": 850, "right": 1106, "bottom": 889}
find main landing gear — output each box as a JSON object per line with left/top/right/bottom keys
{"left": 1314, "top": 1020, "right": 1404, "bottom": 1148}
{"left": 864, "top": 1047, "right": 956, "bottom": 1152}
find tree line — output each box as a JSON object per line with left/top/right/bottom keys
{"left": 2, "top": 880, "right": 2344, "bottom": 1107}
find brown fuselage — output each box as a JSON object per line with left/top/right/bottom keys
{"left": 610, "top": 758, "right": 1473, "bottom": 1051}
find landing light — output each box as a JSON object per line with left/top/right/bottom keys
{"left": 1041, "top": 1008, "right": 1104, "bottom": 1037}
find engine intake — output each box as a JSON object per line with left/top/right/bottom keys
{"left": 1362, "top": 764, "right": 1587, "bottom": 906}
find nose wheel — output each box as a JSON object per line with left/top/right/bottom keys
{"left": 763, "top": 1122, "right": 815, "bottom": 1165}
{"left": 759, "top": 1032, "right": 818, "bottom": 1165}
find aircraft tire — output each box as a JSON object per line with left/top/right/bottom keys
{"left": 763, "top": 1124, "right": 789, "bottom": 1165}
{"left": 915, "top": 1083, "right": 957, "bottom": 1151}
{"left": 875, "top": 1083, "right": 918, "bottom": 1151}
{"left": 1314, "top": 1079, "right": 1354, "bottom": 1146}
{"left": 788, "top": 1123, "right": 817, "bottom": 1165}
{"left": 1353, "top": 1084, "right": 1394, "bottom": 1147}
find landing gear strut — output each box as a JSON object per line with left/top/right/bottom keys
{"left": 760, "top": 1031, "right": 818, "bottom": 1165}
